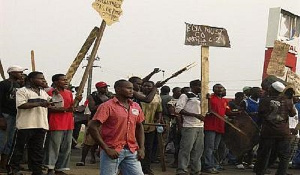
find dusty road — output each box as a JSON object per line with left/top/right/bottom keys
{"left": 5, "top": 148, "right": 300, "bottom": 175}
{"left": 67, "top": 149, "right": 300, "bottom": 175}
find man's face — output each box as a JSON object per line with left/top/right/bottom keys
{"left": 32, "top": 74, "right": 47, "bottom": 87}
{"left": 97, "top": 86, "right": 108, "bottom": 94}
{"left": 118, "top": 82, "right": 134, "bottom": 98}
{"left": 173, "top": 88, "right": 182, "bottom": 99}
{"left": 191, "top": 84, "right": 201, "bottom": 94}
{"left": 133, "top": 79, "right": 143, "bottom": 92}
{"left": 55, "top": 76, "right": 68, "bottom": 89}
{"left": 252, "top": 88, "right": 263, "bottom": 98}
{"left": 213, "top": 85, "right": 224, "bottom": 96}
{"left": 142, "top": 82, "right": 154, "bottom": 95}
{"left": 10, "top": 71, "right": 23, "bottom": 80}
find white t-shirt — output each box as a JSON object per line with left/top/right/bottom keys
{"left": 175, "top": 93, "right": 203, "bottom": 127}
{"left": 16, "top": 87, "right": 51, "bottom": 130}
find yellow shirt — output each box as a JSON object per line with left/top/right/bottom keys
{"left": 141, "top": 94, "right": 162, "bottom": 133}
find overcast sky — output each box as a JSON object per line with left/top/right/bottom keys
{"left": 1, "top": 0, "right": 300, "bottom": 97}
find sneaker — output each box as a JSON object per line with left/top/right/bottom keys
{"left": 247, "top": 164, "right": 254, "bottom": 169}
{"left": 236, "top": 164, "right": 245, "bottom": 169}
{"left": 203, "top": 168, "right": 219, "bottom": 174}
{"left": 215, "top": 165, "right": 225, "bottom": 171}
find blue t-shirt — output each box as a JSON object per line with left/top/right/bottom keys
{"left": 245, "top": 97, "right": 260, "bottom": 124}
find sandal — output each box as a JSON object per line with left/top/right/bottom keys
{"left": 76, "top": 162, "right": 85, "bottom": 166}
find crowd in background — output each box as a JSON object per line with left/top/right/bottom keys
{"left": 0, "top": 66, "right": 300, "bottom": 175}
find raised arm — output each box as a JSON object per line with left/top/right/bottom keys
{"left": 142, "top": 68, "right": 161, "bottom": 82}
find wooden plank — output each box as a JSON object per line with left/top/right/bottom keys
{"left": 201, "top": 46, "right": 209, "bottom": 115}
{"left": 73, "top": 21, "right": 106, "bottom": 107}
{"left": 65, "top": 27, "right": 99, "bottom": 83}
{"left": 157, "top": 132, "right": 166, "bottom": 172}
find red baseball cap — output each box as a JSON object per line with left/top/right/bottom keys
{"left": 95, "top": 81, "right": 109, "bottom": 88}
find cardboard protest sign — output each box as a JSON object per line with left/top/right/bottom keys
{"left": 286, "top": 70, "right": 300, "bottom": 95}
{"left": 185, "top": 23, "right": 230, "bottom": 47}
{"left": 92, "top": 0, "right": 123, "bottom": 26}
{"left": 266, "top": 40, "right": 290, "bottom": 77}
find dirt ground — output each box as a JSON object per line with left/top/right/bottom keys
{"left": 3, "top": 148, "right": 300, "bottom": 175}
{"left": 67, "top": 149, "right": 300, "bottom": 175}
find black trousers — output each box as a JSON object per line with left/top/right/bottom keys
{"left": 8, "top": 128, "right": 47, "bottom": 175}
{"left": 141, "top": 131, "right": 156, "bottom": 171}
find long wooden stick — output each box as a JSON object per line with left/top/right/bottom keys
{"left": 31, "top": 50, "right": 35, "bottom": 71}
{"left": 142, "top": 123, "right": 167, "bottom": 126}
{"left": 201, "top": 46, "right": 209, "bottom": 115}
{"left": 157, "top": 133, "right": 166, "bottom": 172}
{"left": 160, "top": 62, "right": 196, "bottom": 84}
{"left": 210, "top": 111, "right": 247, "bottom": 136}
{"left": 66, "top": 27, "right": 100, "bottom": 83}
{"left": 0, "top": 59, "right": 5, "bottom": 80}
{"left": 73, "top": 21, "right": 106, "bottom": 107}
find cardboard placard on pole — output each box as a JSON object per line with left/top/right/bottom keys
{"left": 286, "top": 70, "right": 300, "bottom": 96}
{"left": 185, "top": 23, "right": 231, "bottom": 47}
{"left": 74, "top": 20, "right": 106, "bottom": 107}
{"left": 92, "top": 0, "right": 124, "bottom": 26}
{"left": 184, "top": 23, "right": 230, "bottom": 116}
{"left": 201, "top": 46, "right": 209, "bottom": 115}
{"left": 31, "top": 50, "right": 35, "bottom": 71}
{"left": 266, "top": 40, "right": 290, "bottom": 77}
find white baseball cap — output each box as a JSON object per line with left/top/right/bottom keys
{"left": 7, "top": 65, "right": 27, "bottom": 73}
{"left": 271, "top": 81, "right": 285, "bottom": 93}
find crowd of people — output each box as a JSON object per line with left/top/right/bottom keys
{"left": 0, "top": 65, "right": 300, "bottom": 175}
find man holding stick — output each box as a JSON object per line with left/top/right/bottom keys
{"left": 88, "top": 80, "right": 145, "bottom": 175}
{"left": 44, "top": 74, "right": 75, "bottom": 175}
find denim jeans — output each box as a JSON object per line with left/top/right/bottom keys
{"left": 0, "top": 113, "right": 16, "bottom": 155}
{"left": 176, "top": 127, "right": 204, "bottom": 175}
{"left": 100, "top": 148, "right": 143, "bottom": 175}
{"left": 203, "top": 130, "right": 222, "bottom": 170}
{"left": 255, "top": 138, "right": 290, "bottom": 175}
{"left": 44, "top": 130, "right": 72, "bottom": 171}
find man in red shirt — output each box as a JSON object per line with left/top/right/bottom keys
{"left": 88, "top": 79, "right": 145, "bottom": 175}
{"left": 44, "top": 74, "right": 75, "bottom": 175}
{"left": 203, "top": 84, "right": 229, "bottom": 174}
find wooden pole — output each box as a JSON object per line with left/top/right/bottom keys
{"left": 66, "top": 27, "right": 100, "bottom": 83}
{"left": 73, "top": 20, "right": 106, "bottom": 107}
{"left": 201, "top": 46, "right": 209, "bottom": 115}
{"left": 0, "top": 59, "right": 5, "bottom": 80}
{"left": 157, "top": 133, "right": 166, "bottom": 172}
{"left": 31, "top": 50, "right": 35, "bottom": 71}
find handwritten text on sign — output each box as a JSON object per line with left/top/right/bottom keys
{"left": 287, "top": 70, "right": 300, "bottom": 96}
{"left": 185, "top": 23, "right": 230, "bottom": 47}
{"left": 92, "top": 0, "right": 123, "bottom": 26}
